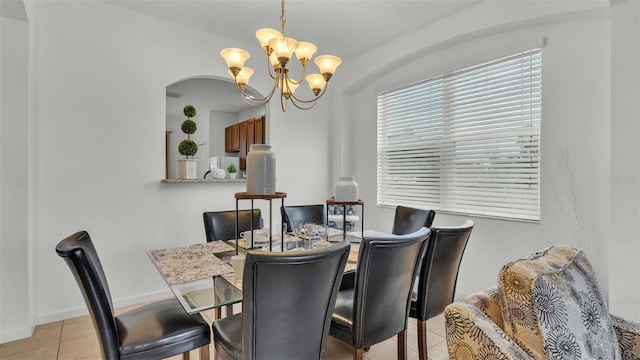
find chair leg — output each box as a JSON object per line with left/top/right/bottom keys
{"left": 397, "top": 329, "right": 407, "bottom": 360}
{"left": 225, "top": 304, "right": 233, "bottom": 317}
{"left": 199, "top": 344, "right": 210, "bottom": 360}
{"left": 183, "top": 351, "right": 190, "bottom": 360}
{"left": 214, "top": 307, "right": 222, "bottom": 320}
{"left": 417, "top": 319, "right": 428, "bottom": 360}
{"left": 353, "top": 348, "right": 365, "bottom": 360}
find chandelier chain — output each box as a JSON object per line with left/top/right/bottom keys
{"left": 280, "top": 0, "right": 286, "bottom": 35}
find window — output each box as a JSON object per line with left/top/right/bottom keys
{"left": 377, "top": 48, "right": 541, "bottom": 221}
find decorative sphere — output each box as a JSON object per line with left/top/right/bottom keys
{"left": 183, "top": 105, "right": 197, "bottom": 118}
{"left": 178, "top": 139, "right": 198, "bottom": 157}
{"left": 181, "top": 119, "right": 197, "bottom": 135}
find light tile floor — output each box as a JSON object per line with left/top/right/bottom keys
{"left": 0, "top": 301, "right": 450, "bottom": 360}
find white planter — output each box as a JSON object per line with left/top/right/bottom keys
{"left": 334, "top": 176, "right": 359, "bottom": 201}
{"left": 228, "top": 172, "right": 237, "bottom": 179}
{"left": 177, "top": 159, "right": 199, "bottom": 179}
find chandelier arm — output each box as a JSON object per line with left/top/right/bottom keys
{"left": 287, "top": 96, "right": 318, "bottom": 110}
{"left": 240, "top": 96, "right": 270, "bottom": 108}
{"left": 233, "top": 79, "right": 279, "bottom": 106}
{"left": 287, "top": 80, "right": 330, "bottom": 104}
{"left": 265, "top": 55, "right": 278, "bottom": 80}
{"left": 283, "top": 64, "right": 308, "bottom": 85}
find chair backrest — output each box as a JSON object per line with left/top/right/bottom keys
{"left": 55, "top": 231, "right": 119, "bottom": 360}
{"left": 241, "top": 241, "right": 350, "bottom": 360}
{"left": 414, "top": 220, "right": 473, "bottom": 320}
{"left": 391, "top": 206, "right": 436, "bottom": 235}
{"left": 280, "top": 204, "right": 325, "bottom": 232}
{"left": 203, "top": 209, "right": 263, "bottom": 242}
{"left": 353, "top": 227, "right": 431, "bottom": 348}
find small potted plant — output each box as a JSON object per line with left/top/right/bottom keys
{"left": 227, "top": 164, "right": 237, "bottom": 179}
{"left": 177, "top": 105, "right": 199, "bottom": 179}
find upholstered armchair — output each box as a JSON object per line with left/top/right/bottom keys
{"left": 444, "top": 245, "right": 640, "bottom": 360}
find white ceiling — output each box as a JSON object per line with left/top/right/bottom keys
{"left": 102, "top": 0, "right": 480, "bottom": 61}
{"left": 103, "top": 0, "right": 480, "bottom": 113}
{"left": 166, "top": 77, "right": 258, "bottom": 115}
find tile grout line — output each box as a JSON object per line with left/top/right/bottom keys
{"left": 56, "top": 321, "right": 64, "bottom": 360}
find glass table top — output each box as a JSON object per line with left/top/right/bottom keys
{"left": 148, "top": 234, "right": 362, "bottom": 314}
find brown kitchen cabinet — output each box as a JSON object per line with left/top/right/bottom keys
{"left": 239, "top": 121, "right": 247, "bottom": 169}
{"left": 225, "top": 124, "right": 240, "bottom": 152}
{"left": 247, "top": 118, "right": 256, "bottom": 151}
{"left": 225, "top": 116, "right": 266, "bottom": 170}
{"left": 255, "top": 116, "right": 264, "bottom": 144}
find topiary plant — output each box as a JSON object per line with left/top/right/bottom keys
{"left": 178, "top": 105, "right": 198, "bottom": 158}
{"left": 227, "top": 164, "right": 237, "bottom": 173}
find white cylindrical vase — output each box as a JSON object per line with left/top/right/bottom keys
{"left": 246, "top": 144, "right": 276, "bottom": 194}
{"left": 334, "top": 176, "right": 359, "bottom": 201}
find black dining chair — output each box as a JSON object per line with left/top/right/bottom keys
{"left": 391, "top": 206, "right": 436, "bottom": 235}
{"left": 203, "top": 209, "right": 263, "bottom": 242}
{"left": 211, "top": 241, "right": 350, "bottom": 360}
{"left": 329, "top": 227, "right": 431, "bottom": 360}
{"left": 280, "top": 204, "right": 325, "bottom": 232}
{"left": 410, "top": 220, "right": 473, "bottom": 360}
{"left": 55, "top": 231, "right": 211, "bottom": 360}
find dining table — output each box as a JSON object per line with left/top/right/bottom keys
{"left": 147, "top": 232, "right": 365, "bottom": 316}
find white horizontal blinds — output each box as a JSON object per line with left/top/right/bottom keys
{"left": 377, "top": 76, "right": 445, "bottom": 206}
{"left": 377, "top": 48, "right": 541, "bottom": 221}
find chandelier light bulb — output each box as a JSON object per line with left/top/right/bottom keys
{"left": 234, "top": 67, "right": 254, "bottom": 89}
{"left": 268, "top": 37, "right": 299, "bottom": 67}
{"left": 255, "top": 28, "right": 282, "bottom": 54}
{"left": 283, "top": 78, "right": 299, "bottom": 98}
{"left": 294, "top": 42, "right": 317, "bottom": 66}
{"left": 269, "top": 52, "right": 281, "bottom": 69}
{"left": 220, "top": 48, "right": 251, "bottom": 76}
{"left": 305, "top": 74, "right": 326, "bottom": 95}
{"left": 314, "top": 55, "right": 342, "bottom": 81}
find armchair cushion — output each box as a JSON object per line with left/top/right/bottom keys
{"left": 498, "top": 245, "right": 620, "bottom": 359}
{"left": 445, "top": 288, "right": 533, "bottom": 360}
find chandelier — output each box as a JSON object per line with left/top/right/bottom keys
{"left": 220, "top": 0, "right": 342, "bottom": 111}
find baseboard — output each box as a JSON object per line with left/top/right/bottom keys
{"left": 0, "top": 323, "right": 36, "bottom": 344}
{"left": 34, "top": 289, "right": 172, "bottom": 326}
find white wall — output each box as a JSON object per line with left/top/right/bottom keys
{"left": 610, "top": 0, "right": 640, "bottom": 321}
{"left": 211, "top": 110, "right": 236, "bottom": 157}
{"left": 24, "top": 0, "right": 330, "bottom": 333}
{"left": 1, "top": 14, "right": 31, "bottom": 342}
{"left": 330, "top": 1, "right": 640, "bottom": 318}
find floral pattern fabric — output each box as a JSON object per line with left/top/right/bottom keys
{"left": 444, "top": 245, "right": 640, "bottom": 360}
{"left": 497, "top": 245, "right": 576, "bottom": 359}
{"left": 445, "top": 289, "right": 533, "bottom": 360}
{"left": 532, "top": 252, "right": 621, "bottom": 359}
{"left": 613, "top": 315, "right": 640, "bottom": 359}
